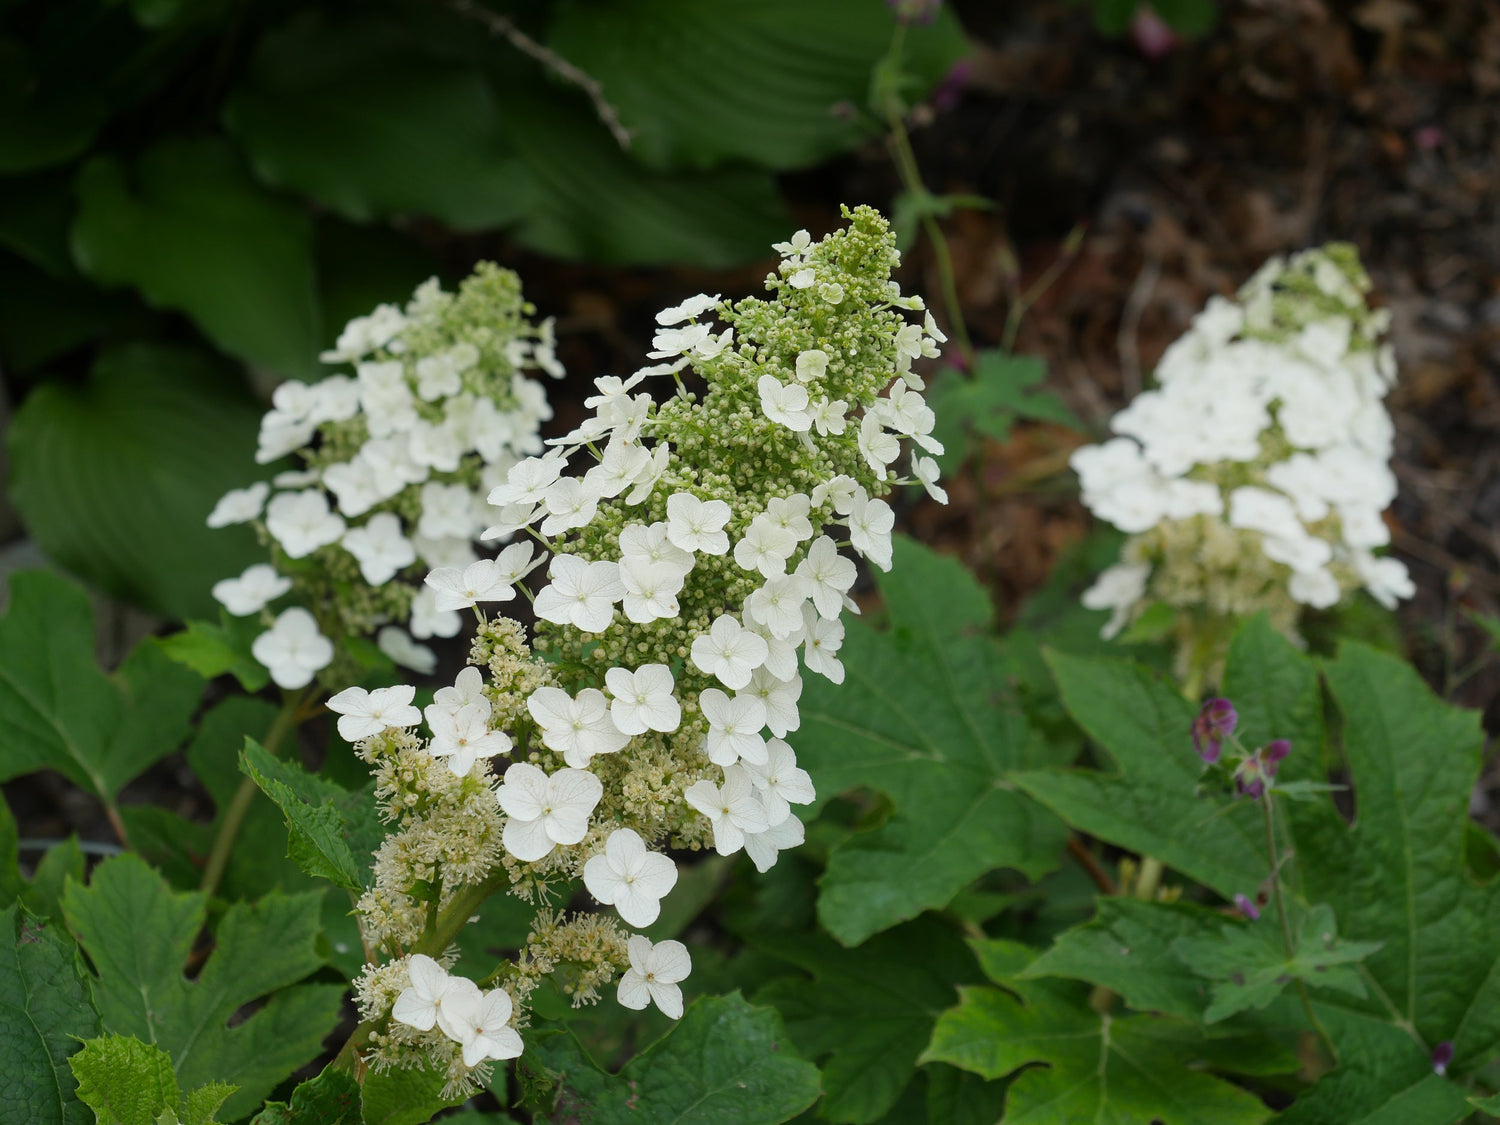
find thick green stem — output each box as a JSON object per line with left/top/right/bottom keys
{"left": 199, "top": 689, "right": 309, "bottom": 898}
{"left": 1264, "top": 797, "right": 1338, "bottom": 1065}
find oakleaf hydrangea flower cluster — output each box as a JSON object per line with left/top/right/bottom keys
{"left": 348, "top": 206, "right": 947, "bottom": 1095}
{"left": 207, "top": 266, "right": 562, "bottom": 689}
{"left": 1073, "top": 245, "right": 1413, "bottom": 662}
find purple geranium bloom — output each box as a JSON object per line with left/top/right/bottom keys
{"left": 1236, "top": 739, "right": 1291, "bottom": 800}
{"left": 1192, "top": 698, "right": 1238, "bottom": 764}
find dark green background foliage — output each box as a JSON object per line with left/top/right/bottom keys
{"left": 0, "top": 0, "right": 965, "bottom": 620}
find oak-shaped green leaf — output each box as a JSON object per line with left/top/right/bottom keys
{"left": 1172, "top": 903, "right": 1380, "bottom": 1023}
{"left": 71, "top": 137, "right": 321, "bottom": 377}
{"left": 224, "top": 15, "right": 527, "bottom": 230}
{"left": 1020, "top": 897, "right": 1224, "bottom": 1020}
{"left": 241, "top": 738, "right": 380, "bottom": 893}
{"left": 68, "top": 1035, "right": 234, "bottom": 1125}
{"left": 0, "top": 906, "right": 101, "bottom": 1125}
{"left": 0, "top": 570, "right": 202, "bottom": 798}
{"left": 8, "top": 344, "right": 271, "bottom": 620}
{"left": 529, "top": 992, "right": 819, "bottom": 1124}
{"left": 795, "top": 535, "right": 1068, "bottom": 945}
{"left": 926, "top": 352, "right": 1078, "bottom": 474}
{"left": 157, "top": 615, "right": 269, "bottom": 693}
{"left": 360, "top": 1063, "right": 466, "bottom": 1125}
{"left": 61, "top": 855, "right": 343, "bottom": 1119}
{"left": 548, "top": 0, "right": 966, "bottom": 171}
{"left": 753, "top": 916, "right": 980, "bottom": 1123}
{"left": 920, "top": 940, "right": 1278, "bottom": 1123}
{"left": 249, "top": 1068, "right": 361, "bottom": 1125}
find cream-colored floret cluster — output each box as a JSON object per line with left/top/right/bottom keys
{"left": 204, "top": 265, "right": 562, "bottom": 690}
{"left": 344, "top": 206, "right": 946, "bottom": 1088}
{"left": 1073, "top": 244, "right": 1413, "bottom": 665}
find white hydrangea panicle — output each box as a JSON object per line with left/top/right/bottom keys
{"left": 350, "top": 209, "right": 947, "bottom": 1090}
{"left": 208, "top": 263, "right": 560, "bottom": 690}
{"left": 1072, "top": 243, "right": 1412, "bottom": 672}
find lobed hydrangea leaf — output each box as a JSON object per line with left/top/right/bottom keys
{"left": 548, "top": 0, "right": 967, "bottom": 172}
{"left": 61, "top": 855, "right": 344, "bottom": 1119}
{"left": 67, "top": 1035, "right": 182, "bottom": 1125}
{"left": 248, "top": 1068, "right": 361, "bottom": 1125}
{"left": 1013, "top": 648, "right": 1269, "bottom": 897}
{"left": 920, "top": 940, "right": 1278, "bottom": 1123}
{"left": 796, "top": 535, "right": 1069, "bottom": 946}
{"left": 1020, "top": 897, "right": 1225, "bottom": 1020}
{"left": 359, "top": 1064, "right": 466, "bottom": 1125}
{"left": 1171, "top": 903, "right": 1381, "bottom": 1023}
{"left": 8, "top": 343, "right": 271, "bottom": 620}
{"left": 925, "top": 352, "right": 1079, "bottom": 474}
{"left": 71, "top": 137, "right": 321, "bottom": 377}
{"left": 240, "top": 738, "right": 377, "bottom": 893}
{"left": 528, "top": 992, "right": 819, "bottom": 1124}
{"left": 0, "top": 906, "right": 101, "bottom": 1125}
{"left": 922, "top": 1065, "right": 1009, "bottom": 1125}
{"left": 0, "top": 570, "right": 202, "bottom": 799}
{"left": 156, "top": 615, "right": 270, "bottom": 694}
{"left": 752, "top": 916, "right": 981, "bottom": 1124}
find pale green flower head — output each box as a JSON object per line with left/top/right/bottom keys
{"left": 206, "top": 264, "right": 561, "bottom": 689}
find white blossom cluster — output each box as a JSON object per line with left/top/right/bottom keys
{"left": 206, "top": 265, "right": 562, "bottom": 689}
{"left": 1073, "top": 244, "right": 1414, "bottom": 648}
{"left": 347, "top": 207, "right": 946, "bottom": 1090}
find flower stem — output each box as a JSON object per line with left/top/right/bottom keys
{"left": 1263, "top": 796, "right": 1338, "bottom": 1065}
{"left": 879, "top": 26, "right": 973, "bottom": 364}
{"left": 199, "top": 688, "right": 309, "bottom": 898}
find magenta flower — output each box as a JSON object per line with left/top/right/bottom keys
{"left": 1192, "top": 698, "right": 1238, "bottom": 764}
{"left": 1236, "top": 739, "right": 1291, "bottom": 800}
{"left": 1233, "top": 893, "right": 1260, "bottom": 921}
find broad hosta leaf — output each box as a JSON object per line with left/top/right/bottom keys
{"left": 493, "top": 86, "right": 790, "bottom": 268}
{"left": 548, "top": 0, "right": 966, "bottom": 171}
{"left": 753, "top": 917, "right": 980, "bottom": 1123}
{"left": 1013, "top": 648, "right": 1268, "bottom": 898}
{"left": 1020, "top": 897, "right": 1223, "bottom": 1020}
{"left": 1, "top": 906, "right": 101, "bottom": 1125}
{"left": 1172, "top": 903, "right": 1380, "bottom": 1023}
{"left": 249, "top": 1068, "right": 361, "bottom": 1125}
{"left": 241, "top": 738, "right": 381, "bottom": 893}
{"left": 0, "top": 570, "right": 201, "bottom": 798}
{"left": 920, "top": 940, "right": 1279, "bottom": 1124}
{"left": 68, "top": 1035, "right": 235, "bottom": 1125}
{"left": 8, "top": 343, "right": 270, "bottom": 620}
{"left": 62, "top": 855, "right": 344, "bottom": 1119}
{"left": 71, "top": 137, "right": 321, "bottom": 377}
{"left": 225, "top": 15, "right": 528, "bottom": 230}
{"left": 796, "top": 536, "right": 1067, "bottom": 945}
{"left": 530, "top": 993, "right": 819, "bottom": 1124}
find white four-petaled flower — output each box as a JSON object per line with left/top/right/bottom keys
{"left": 690, "top": 615, "right": 769, "bottom": 690}
{"left": 212, "top": 563, "right": 291, "bottom": 616}
{"left": 252, "top": 608, "right": 334, "bottom": 689}
{"left": 425, "top": 559, "right": 518, "bottom": 611}
{"left": 533, "top": 555, "right": 625, "bottom": 633}
{"left": 684, "top": 764, "right": 769, "bottom": 855}
{"left": 527, "top": 686, "right": 631, "bottom": 767}
{"left": 326, "top": 684, "right": 421, "bottom": 742}
{"left": 616, "top": 935, "right": 691, "bottom": 1020}
{"left": 604, "top": 664, "right": 681, "bottom": 735}
{"left": 495, "top": 762, "right": 603, "bottom": 861}
{"left": 582, "top": 828, "right": 678, "bottom": 927}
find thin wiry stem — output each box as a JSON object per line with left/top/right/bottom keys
{"left": 440, "top": 0, "right": 635, "bottom": 151}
